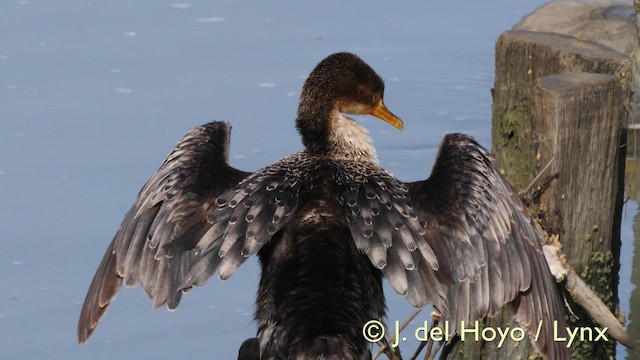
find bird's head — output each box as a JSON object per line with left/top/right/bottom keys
{"left": 298, "top": 52, "right": 403, "bottom": 131}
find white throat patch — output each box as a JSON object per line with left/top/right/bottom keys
{"left": 328, "top": 112, "right": 378, "bottom": 162}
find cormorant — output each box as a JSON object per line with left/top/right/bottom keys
{"left": 77, "top": 52, "right": 569, "bottom": 359}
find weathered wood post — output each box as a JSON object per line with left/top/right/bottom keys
{"left": 447, "top": 30, "right": 629, "bottom": 359}
{"left": 533, "top": 72, "right": 627, "bottom": 358}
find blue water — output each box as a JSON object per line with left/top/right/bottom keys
{"left": 0, "top": 1, "right": 635, "bottom": 359}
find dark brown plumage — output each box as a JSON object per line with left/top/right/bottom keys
{"left": 78, "top": 52, "right": 569, "bottom": 359}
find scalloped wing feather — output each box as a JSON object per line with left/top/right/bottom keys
{"left": 335, "top": 164, "right": 442, "bottom": 308}
{"left": 180, "top": 153, "right": 318, "bottom": 289}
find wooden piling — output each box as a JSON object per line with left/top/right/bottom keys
{"left": 491, "top": 30, "right": 629, "bottom": 190}
{"left": 448, "top": 30, "right": 629, "bottom": 359}
{"left": 533, "top": 72, "right": 627, "bottom": 359}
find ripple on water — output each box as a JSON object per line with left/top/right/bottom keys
{"left": 171, "top": 3, "right": 191, "bottom": 9}
{"left": 114, "top": 87, "right": 132, "bottom": 94}
{"left": 197, "top": 17, "right": 225, "bottom": 23}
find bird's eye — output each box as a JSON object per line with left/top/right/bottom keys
{"left": 373, "top": 93, "right": 381, "bottom": 104}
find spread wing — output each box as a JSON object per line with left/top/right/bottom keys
{"left": 406, "top": 133, "right": 569, "bottom": 359}
{"left": 77, "top": 122, "right": 250, "bottom": 343}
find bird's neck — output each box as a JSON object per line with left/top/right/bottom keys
{"left": 296, "top": 105, "right": 378, "bottom": 163}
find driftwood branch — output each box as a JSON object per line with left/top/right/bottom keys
{"left": 542, "top": 235, "right": 632, "bottom": 348}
